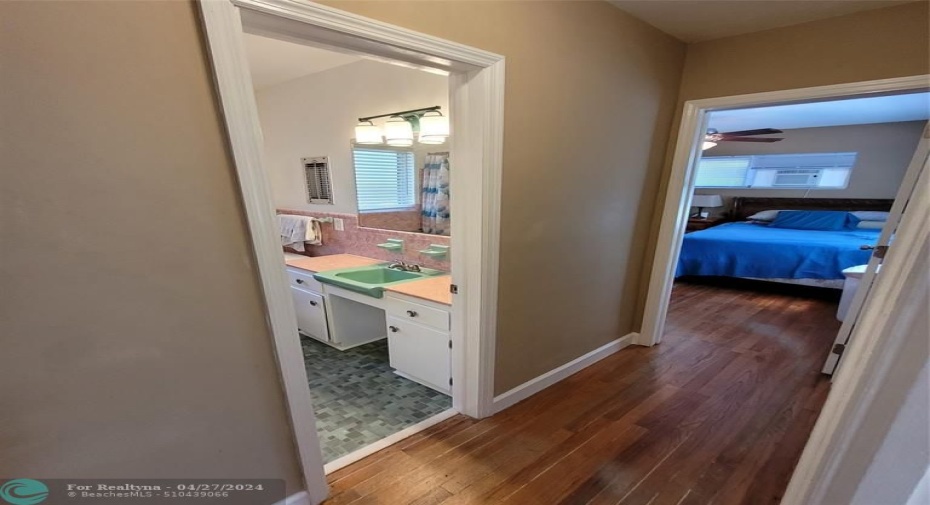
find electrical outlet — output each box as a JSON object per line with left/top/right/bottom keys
{"left": 333, "top": 218, "right": 344, "bottom": 231}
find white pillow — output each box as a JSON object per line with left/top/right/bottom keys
{"left": 852, "top": 211, "right": 890, "bottom": 222}
{"left": 746, "top": 210, "right": 780, "bottom": 222}
{"left": 857, "top": 221, "right": 885, "bottom": 230}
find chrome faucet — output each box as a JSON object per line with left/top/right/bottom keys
{"left": 388, "top": 261, "right": 421, "bottom": 272}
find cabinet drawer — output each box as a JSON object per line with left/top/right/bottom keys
{"left": 286, "top": 267, "right": 323, "bottom": 292}
{"left": 385, "top": 297, "right": 449, "bottom": 331}
{"left": 386, "top": 316, "right": 450, "bottom": 394}
{"left": 291, "top": 286, "right": 329, "bottom": 341}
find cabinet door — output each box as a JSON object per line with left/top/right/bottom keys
{"left": 386, "top": 316, "right": 450, "bottom": 393}
{"left": 291, "top": 286, "right": 329, "bottom": 341}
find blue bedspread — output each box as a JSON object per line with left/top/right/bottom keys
{"left": 676, "top": 222, "right": 880, "bottom": 280}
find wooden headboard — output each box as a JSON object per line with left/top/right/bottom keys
{"left": 730, "top": 197, "right": 894, "bottom": 221}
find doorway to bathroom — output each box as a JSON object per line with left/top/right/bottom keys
{"left": 244, "top": 26, "right": 455, "bottom": 470}
{"left": 239, "top": 32, "right": 456, "bottom": 467}
{"left": 199, "top": 1, "right": 504, "bottom": 499}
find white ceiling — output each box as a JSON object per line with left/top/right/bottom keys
{"left": 243, "top": 33, "right": 361, "bottom": 90}
{"left": 608, "top": 0, "right": 915, "bottom": 43}
{"left": 708, "top": 92, "right": 930, "bottom": 132}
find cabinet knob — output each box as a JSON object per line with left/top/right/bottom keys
{"left": 389, "top": 325, "right": 399, "bottom": 333}
{"left": 309, "top": 301, "right": 318, "bottom": 306}
{"left": 296, "top": 279, "right": 304, "bottom": 284}
{"left": 406, "top": 310, "right": 418, "bottom": 317}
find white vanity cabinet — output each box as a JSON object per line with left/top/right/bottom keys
{"left": 385, "top": 295, "right": 451, "bottom": 394}
{"left": 286, "top": 267, "right": 330, "bottom": 342}
{"left": 291, "top": 286, "right": 329, "bottom": 341}
{"left": 285, "top": 261, "right": 452, "bottom": 395}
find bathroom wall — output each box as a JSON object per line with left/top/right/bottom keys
{"left": 278, "top": 209, "right": 451, "bottom": 271}
{"left": 255, "top": 59, "right": 449, "bottom": 216}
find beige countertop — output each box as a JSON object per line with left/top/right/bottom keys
{"left": 385, "top": 275, "right": 452, "bottom": 306}
{"left": 285, "top": 253, "right": 381, "bottom": 273}
{"left": 285, "top": 253, "right": 451, "bottom": 306}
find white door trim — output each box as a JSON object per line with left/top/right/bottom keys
{"left": 198, "top": 1, "right": 504, "bottom": 503}
{"left": 638, "top": 74, "right": 930, "bottom": 504}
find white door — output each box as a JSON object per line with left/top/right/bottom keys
{"left": 823, "top": 127, "right": 930, "bottom": 374}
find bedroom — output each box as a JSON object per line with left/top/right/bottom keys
{"left": 668, "top": 91, "right": 927, "bottom": 378}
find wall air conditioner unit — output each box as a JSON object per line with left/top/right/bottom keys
{"left": 772, "top": 169, "right": 822, "bottom": 187}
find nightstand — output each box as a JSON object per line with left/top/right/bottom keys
{"left": 686, "top": 217, "right": 724, "bottom": 232}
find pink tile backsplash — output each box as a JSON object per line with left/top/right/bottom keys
{"left": 277, "top": 209, "right": 451, "bottom": 271}
{"left": 357, "top": 209, "right": 422, "bottom": 233}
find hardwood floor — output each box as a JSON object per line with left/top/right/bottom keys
{"left": 324, "top": 281, "right": 840, "bottom": 505}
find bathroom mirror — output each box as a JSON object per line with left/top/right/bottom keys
{"left": 351, "top": 139, "right": 451, "bottom": 236}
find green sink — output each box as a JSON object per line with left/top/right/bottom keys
{"left": 313, "top": 263, "right": 444, "bottom": 298}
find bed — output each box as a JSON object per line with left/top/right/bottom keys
{"left": 676, "top": 198, "right": 892, "bottom": 289}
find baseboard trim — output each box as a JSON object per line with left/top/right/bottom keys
{"left": 273, "top": 491, "right": 310, "bottom": 505}
{"left": 491, "top": 332, "right": 637, "bottom": 414}
{"left": 322, "top": 408, "right": 458, "bottom": 474}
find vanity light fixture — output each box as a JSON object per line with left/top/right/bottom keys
{"left": 355, "top": 106, "right": 448, "bottom": 146}
{"left": 354, "top": 120, "right": 383, "bottom": 145}
{"left": 417, "top": 110, "right": 450, "bottom": 144}
{"left": 384, "top": 116, "right": 414, "bottom": 147}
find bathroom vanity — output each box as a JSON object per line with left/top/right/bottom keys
{"left": 285, "top": 254, "right": 452, "bottom": 394}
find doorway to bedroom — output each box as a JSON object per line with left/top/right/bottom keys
{"left": 670, "top": 91, "right": 928, "bottom": 374}
{"left": 640, "top": 84, "right": 929, "bottom": 500}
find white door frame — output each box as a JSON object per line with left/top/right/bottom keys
{"left": 198, "top": 1, "right": 504, "bottom": 502}
{"left": 638, "top": 74, "right": 930, "bottom": 504}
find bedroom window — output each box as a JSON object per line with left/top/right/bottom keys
{"left": 695, "top": 152, "right": 857, "bottom": 189}
{"left": 353, "top": 146, "right": 417, "bottom": 212}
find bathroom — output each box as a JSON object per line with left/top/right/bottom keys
{"left": 243, "top": 32, "right": 455, "bottom": 468}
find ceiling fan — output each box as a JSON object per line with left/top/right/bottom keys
{"left": 703, "top": 128, "right": 784, "bottom": 150}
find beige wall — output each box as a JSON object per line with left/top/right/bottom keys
{"left": 318, "top": 0, "right": 686, "bottom": 393}
{"left": 678, "top": 2, "right": 930, "bottom": 102}
{"left": 640, "top": 1, "right": 930, "bottom": 324}
{"left": 7, "top": 0, "right": 921, "bottom": 486}
{"left": 695, "top": 121, "right": 927, "bottom": 216}
{"left": 0, "top": 1, "right": 303, "bottom": 492}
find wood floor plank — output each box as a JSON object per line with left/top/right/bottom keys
{"left": 322, "top": 281, "right": 839, "bottom": 505}
{"left": 492, "top": 386, "right": 680, "bottom": 504}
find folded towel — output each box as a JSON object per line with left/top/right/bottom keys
{"left": 278, "top": 214, "right": 322, "bottom": 251}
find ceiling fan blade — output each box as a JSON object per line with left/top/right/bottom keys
{"left": 720, "top": 137, "right": 784, "bottom": 143}
{"left": 719, "top": 128, "right": 784, "bottom": 137}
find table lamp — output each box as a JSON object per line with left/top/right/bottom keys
{"left": 691, "top": 194, "right": 723, "bottom": 218}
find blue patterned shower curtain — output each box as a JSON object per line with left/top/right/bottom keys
{"left": 421, "top": 153, "right": 450, "bottom": 235}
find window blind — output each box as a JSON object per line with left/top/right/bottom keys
{"left": 353, "top": 148, "right": 416, "bottom": 212}
{"left": 750, "top": 152, "right": 858, "bottom": 170}
{"left": 694, "top": 157, "right": 752, "bottom": 188}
